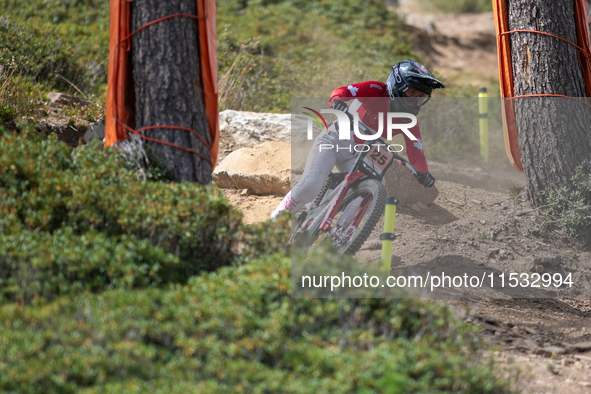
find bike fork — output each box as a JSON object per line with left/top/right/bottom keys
{"left": 318, "top": 172, "right": 365, "bottom": 232}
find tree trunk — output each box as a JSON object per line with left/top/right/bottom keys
{"left": 131, "top": 0, "right": 212, "bottom": 184}
{"left": 507, "top": 0, "right": 591, "bottom": 206}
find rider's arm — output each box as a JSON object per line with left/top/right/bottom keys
{"left": 402, "top": 123, "right": 429, "bottom": 173}
{"left": 329, "top": 81, "right": 386, "bottom": 107}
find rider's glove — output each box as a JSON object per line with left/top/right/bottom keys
{"left": 416, "top": 171, "right": 435, "bottom": 188}
{"left": 331, "top": 99, "right": 349, "bottom": 112}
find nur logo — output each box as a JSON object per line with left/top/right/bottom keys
{"left": 303, "top": 106, "right": 418, "bottom": 142}
{"left": 303, "top": 107, "right": 329, "bottom": 139}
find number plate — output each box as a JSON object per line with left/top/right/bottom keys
{"left": 362, "top": 144, "right": 394, "bottom": 175}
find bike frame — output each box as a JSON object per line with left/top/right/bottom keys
{"left": 317, "top": 136, "right": 396, "bottom": 232}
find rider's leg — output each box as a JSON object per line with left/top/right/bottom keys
{"left": 271, "top": 124, "right": 342, "bottom": 219}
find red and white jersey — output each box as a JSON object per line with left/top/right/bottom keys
{"left": 329, "top": 81, "right": 429, "bottom": 173}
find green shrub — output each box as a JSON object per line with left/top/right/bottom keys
{"left": 0, "top": 129, "right": 243, "bottom": 302}
{"left": 0, "top": 18, "right": 81, "bottom": 90}
{"left": 544, "top": 167, "right": 591, "bottom": 240}
{"left": 0, "top": 229, "right": 182, "bottom": 303}
{"left": 0, "top": 255, "right": 511, "bottom": 393}
{"left": 1, "top": 0, "right": 110, "bottom": 96}
{"left": 0, "top": 103, "right": 15, "bottom": 124}
{"left": 424, "top": 0, "right": 492, "bottom": 14}
{"left": 239, "top": 213, "right": 291, "bottom": 262}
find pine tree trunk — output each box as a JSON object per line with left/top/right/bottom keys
{"left": 131, "top": 0, "right": 212, "bottom": 183}
{"left": 507, "top": 0, "right": 591, "bottom": 206}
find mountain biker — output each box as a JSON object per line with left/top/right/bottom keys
{"left": 271, "top": 59, "right": 445, "bottom": 220}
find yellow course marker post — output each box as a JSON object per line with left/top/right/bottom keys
{"left": 381, "top": 196, "right": 398, "bottom": 271}
{"left": 478, "top": 87, "right": 489, "bottom": 163}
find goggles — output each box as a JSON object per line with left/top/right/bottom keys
{"left": 402, "top": 87, "right": 431, "bottom": 106}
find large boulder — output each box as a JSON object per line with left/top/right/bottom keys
{"left": 213, "top": 141, "right": 291, "bottom": 195}
{"left": 384, "top": 160, "right": 439, "bottom": 207}
{"left": 219, "top": 110, "right": 309, "bottom": 147}
{"left": 220, "top": 110, "right": 290, "bottom": 147}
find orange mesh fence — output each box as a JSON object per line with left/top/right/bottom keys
{"left": 492, "top": 0, "right": 591, "bottom": 172}
{"left": 105, "top": 0, "right": 219, "bottom": 169}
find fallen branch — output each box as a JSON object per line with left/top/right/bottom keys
{"left": 55, "top": 73, "right": 87, "bottom": 99}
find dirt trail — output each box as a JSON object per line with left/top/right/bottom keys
{"left": 396, "top": 0, "right": 499, "bottom": 86}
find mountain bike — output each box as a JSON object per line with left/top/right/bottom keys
{"left": 292, "top": 108, "right": 425, "bottom": 255}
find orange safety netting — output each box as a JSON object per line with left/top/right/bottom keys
{"left": 105, "top": 0, "right": 219, "bottom": 169}
{"left": 492, "top": 0, "right": 591, "bottom": 172}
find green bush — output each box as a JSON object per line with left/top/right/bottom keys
{"left": 0, "top": 129, "right": 243, "bottom": 302}
{"left": 544, "top": 167, "right": 591, "bottom": 240}
{"left": 0, "top": 229, "right": 182, "bottom": 304}
{"left": 0, "top": 18, "right": 81, "bottom": 90}
{"left": 0, "top": 0, "right": 110, "bottom": 96}
{"left": 239, "top": 213, "right": 291, "bottom": 262}
{"left": 0, "top": 254, "right": 511, "bottom": 393}
{"left": 0, "top": 18, "right": 94, "bottom": 122}
{"left": 424, "top": 0, "right": 492, "bottom": 14}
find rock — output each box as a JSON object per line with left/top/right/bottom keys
{"left": 416, "top": 201, "right": 429, "bottom": 210}
{"left": 569, "top": 342, "right": 591, "bottom": 352}
{"left": 538, "top": 346, "right": 567, "bottom": 356}
{"left": 523, "top": 339, "right": 540, "bottom": 352}
{"left": 384, "top": 160, "right": 439, "bottom": 207}
{"left": 47, "top": 92, "right": 94, "bottom": 107}
{"left": 524, "top": 327, "right": 538, "bottom": 335}
{"left": 82, "top": 122, "right": 105, "bottom": 144}
{"left": 448, "top": 198, "right": 464, "bottom": 206}
{"left": 35, "top": 117, "right": 89, "bottom": 146}
{"left": 410, "top": 203, "right": 422, "bottom": 212}
{"left": 529, "top": 256, "right": 564, "bottom": 274}
{"left": 561, "top": 358, "right": 572, "bottom": 367}
{"left": 219, "top": 110, "right": 309, "bottom": 147}
{"left": 512, "top": 338, "right": 527, "bottom": 350}
{"left": 213, "top": 141, "right": 291, "bottom": 195}
{"left": 362, "top": 240, "right": 382, "bottom": 251}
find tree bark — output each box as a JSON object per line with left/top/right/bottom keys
{"left": 131, "top": 0, "right": 212, "bottom": 183}
{"left": 507, "top": 0, "right": 591, "bottom": 206}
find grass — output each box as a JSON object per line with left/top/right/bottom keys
{"left": 508, "top": 184, "right": 524, "bottom": 197}
{"left": 422, "top": 0, "right": 492, "bottom": 14}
